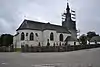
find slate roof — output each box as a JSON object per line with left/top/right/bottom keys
{"left": 14, "top": 32, "right": 19, "bottom": 36}
{"left": 64, "top": 36, "right": 77, "bottom": 41}
{"left": 90, "top": 36, "right": 100, "bottom": 42}
{"left": 16, "top": 19, "right": 70, "bottom": 33}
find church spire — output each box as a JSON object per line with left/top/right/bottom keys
{"left": 62, "top": 0, "right": 71, "bottom": 22}
{"left": 62, "top": 0, "right": 77, "bottom": 39}
{"left": 66, "top": 0, "right": 70, "bottom": 13}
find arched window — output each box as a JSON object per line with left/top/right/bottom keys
{"left": 30, "top": 32, "right": 34, "bottom": 40}
{"left": 59, "top": 34, "right": 63, "bottom": 41}
{"left": 21, "top": 32, "right": 25, "bottom": 40}
{"left": 35, "top": 33, "right": 38, "bottom": 37}
{"left": 50, "top": 32, "right": 54, "bottom": 41}
{"left": 26, "top": 33, "right": 28, "bottom": 36}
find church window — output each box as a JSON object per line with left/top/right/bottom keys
{"left": 26, "top": 33, "right": 28, "bottom": 36}
{"left": 59, "top": 34, "right": 63, "bottom": 41}
{"left": 30, "top": 32, "right": 34, "bottom": 40}
{"left": 35, "top": 33, "right": 38, "bottom": 37}
{"left": 50, "top": 32, "right": 54, "bottom": 41}
{"left": 21, "top": 32, "right": 25, "bottom": 40}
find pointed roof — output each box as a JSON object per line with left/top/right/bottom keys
{"left": 16, "top": 19, "right": 71, "bottom": 34}
{"left": 65, "top": 36, "right": 77, "bottom": 41}
{"left": 67, "top": 2, "right": 69, "bottom": 9}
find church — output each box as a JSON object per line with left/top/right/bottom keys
{"left": 13, "top": 2, "right": 79, "bottom": 48}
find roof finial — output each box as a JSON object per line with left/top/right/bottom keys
{"left": 66, "top": 0, "right": 70, "bottom": 12}
{"left": 67, "top": 0, "right": 69, "bottom": 8}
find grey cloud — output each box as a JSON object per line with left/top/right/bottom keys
{"left": 0, "top": 0, "right": 100, "bottom": 35}
{"left": 73, "top": 0, "right": 100, "bottom": 34}
{"left": 0, "top": 0, "right": 29, "bottom": 34}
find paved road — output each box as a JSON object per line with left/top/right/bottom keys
{"left": 0, "top": 48, "right": 100, "bottom": 67}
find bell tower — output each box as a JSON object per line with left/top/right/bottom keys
{"left": 62, "top": 1, "right": 77, "bottom": 39}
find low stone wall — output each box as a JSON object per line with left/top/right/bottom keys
{"left": 66, "top": 44, "right": 100, "bottom": 51}
{"left": 21, "top": 44, "right": 100, "bottom": 52}
{"left": 21, "top": 45, "right": 65, "bottom": 52}
{"left": 0, "top": 44, "right": 100, "bottom": 52}
{"left": 0, "top": 45, "right": 14, "bottom": 52}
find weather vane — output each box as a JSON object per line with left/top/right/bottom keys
{"left": 67, "top": 0, "right": 69, "bottom": 5}
{"left": 67, "top": 0, "right": 69, "bottom": 2}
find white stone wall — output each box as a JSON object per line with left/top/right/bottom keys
{"left": 68, "top": 41, "right": 80, "bottom": 45}
{"left": 43, "top": 30, "right": 57, "bottom": 46}
{"left": 57, "top": 33, "right": 71, "bottom": 43}
{"left": 43, "top": 30, "right": 71, "bottom": 46}
{"left": 14, "top": 29, "right": 43, "bottom": 48}
{"left": 90, "top": 42, "right": 100, "bottom": 44}
{"left": 57, "top": 33, "right": 71, "bottom": 45}
{"left": 13, "top": 33, "right": 20, "bottom": 48}
{"left": 13, "top": 29, "right": 76, "bottom": 48}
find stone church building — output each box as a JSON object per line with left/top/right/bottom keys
{"left": 13, "top": 2, "right": 79, "bottom": 48}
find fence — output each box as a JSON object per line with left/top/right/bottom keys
{"left": 0, "top": 45, "right": 14, "bottom": 52}
{"left": 21, "top": 44, "right": 100, "bottom": 52}
{"left": 21, "top": 45, "right": 65, "bottom": 52}
{"left": 0, "top": 44, "right": 100, "bottom": 52}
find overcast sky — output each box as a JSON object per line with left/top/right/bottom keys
{"left": 0, "top": 0, "right": 100, "bottom": 35}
